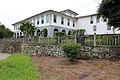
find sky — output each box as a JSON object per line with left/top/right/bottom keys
{"left": 0, "top": 0, "right": 102, "bottom": 31}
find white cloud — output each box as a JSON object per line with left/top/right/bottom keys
{"left": 0, "top": 0, "right": 102, "bottom": 30}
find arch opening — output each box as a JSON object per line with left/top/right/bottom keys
{"left": 37, "top": 29, "right": 40, "bottom": 36}
{"left": 42, "top": 28, "right": 48, "bottom": 37}
{"left": 68, "top": 31, "right": 72, "bottom": 35}
{"left": 53, "top": 28, "right": 59, "bottom": 37}
{"left": 62, "top": 30, "right": 66, "bottom": 35}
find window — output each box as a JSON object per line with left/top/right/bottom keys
{"left": 17, "top": 25, "right": 18, "bottom": 30}
{"left": 73, "top": 21, "right": 75, "bottom": 27}
{"left": 18, "top": 24, "right": 20, "bottom": 30}
{"left": 107, "top": 25, "right": 111, "bottom": 30}
{"left": 14, "top": 33, "right": 16, "bottom": 37}
{"left": 93, "top": 25, "right": 97, "bottom": 31}
{"left": 30, "top": 20, "right": 32, "bottom": 23}
{"left": 20, "top": 32, "right": 22, "bottom": 36}
{"left": 46, "top": 14, "right": 49, "bottom": 23}
{"left": 37, "top": 17, "right": 39, "bottom": 25}
{"left": 90, "top": 21, "right": 93, "bottom": 24}
{"left": 33, "top": 18, "right": 35, "bottom": 25}
{"left": 41, "top": 16, "right": 44, "bottom": 24}
{"left": 96, "top": 18, "right": 100, "bottom": 23}
{"left": 67, "top": 19, "right": 70, "bottom": 26}
{"left": 53, "top": 14, "right": 57, "bottom": 23}
{"left": 16, "top": 26, "right": 17, "bottom": 30}
{"left": 104, "top": 19, "right": 107, "bottom": 22}
{"left": 14, "top": 26, "right": 16, "bottom": 30}
{"left": 16, "top": 25, "right": 18, "bottom": 30}
{"left": 61, "top": 17, "right": 64, "bottom": 25}
{"left": 90, "top": 16, "right": 93, "bottom": 24}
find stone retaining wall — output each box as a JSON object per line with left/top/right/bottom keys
{"left": 0, "top": 41, "right": 119, "bottom": 59}
{"left": 0, "top": 41, "right": 22, "bottom": 54}
{"left": 80, "top": 46, "right": 119, "bottom": 59}
{"left": 23, "top": 43, "right": 64, "bottom": 57}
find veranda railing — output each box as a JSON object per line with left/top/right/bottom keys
{"left": 84, "top": 33, "right": 120, "bottom": 48}
{"left": 1, "top": 33, "right": 120, "bottom": 48}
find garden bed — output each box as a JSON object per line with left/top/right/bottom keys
{"left": 32, "top": 56, "right": 120, "bottom": 80}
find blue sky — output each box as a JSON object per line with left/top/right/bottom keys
{"left": 0, "top": 0, "right": 102, "bottom": 31}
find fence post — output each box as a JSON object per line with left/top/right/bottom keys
{"left": 109, "top": 35, "right": 111, "bottom": 47}
{"left": 74, "top": 34, "right": 77, "bottom": 43}
{"left": 39, "top": 36, "right": 40, "bottom": 43}
{"left": 104, "top": 34, "right": 105, "bottom": 47}
{"left": 115, "top": 35, "right": 117, "bottom": 47}
{"left": 94, "top": 33, "right": 96, "bottom": 46}
{"left": 112, "top": 35, "right": 114, "bottom": 47}
{"left": 118, "top": 35, "right": 119, "bottom": 47}
{"left": 107, "top": 33, "right": 108, "bottom": 47}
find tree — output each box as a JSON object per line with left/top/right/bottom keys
{"left": 19, "top": 21, "right": 36, "bottom": 37}
{"left": 54, "top": 32, "right": 65, "bottom": 44}
{"left": 0, "top": 24, "right": 5, "bottom": 38}
{"left": 73, "top": 29, "right": 86, "bottom": 36}
{"left": 0, "top": 24, "right": 13, "bottom": 39}
{"left": 97, "top": 0, "right": 120, "bottom": 29}
{"left": 73, "top": 29, "right": 86, "bottom": 45}
{"left": 4, "top": 28, "right": 13, "bottom": 38}
{"left": 40, "top": 29, "right": 47, "bottom": 37}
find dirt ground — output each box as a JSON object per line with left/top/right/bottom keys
{"left": 32, "top": 56, "right": 120, "bottom": 80}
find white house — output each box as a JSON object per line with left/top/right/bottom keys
{"left": 12, "top": 9, "right": 120, "bottom": 38}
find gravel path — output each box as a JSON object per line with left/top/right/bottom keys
{"left": 0, "top": 53, "right": 11, "bottom": 61}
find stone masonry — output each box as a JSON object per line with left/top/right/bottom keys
{"left": 0, "top": 41, "right": 119, "bottom": 59}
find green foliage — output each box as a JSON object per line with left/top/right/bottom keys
{"left": 40, "top": 29, "right": 47, "bottom": 37}
{"left": 0, "top": 54, "right": 39, "bottom": 80}
{"left": 19, "top": 21, "right": 36, "bottom": 37}
{"left": 61, "top": 40, "right": 81, "bottom": 61}
{"left": 84, "top": 36, "right": 94, "bottom": 46}
{"left": 73, "top": 29, "right": 86, "bottom": 36}
{"left": 39, "top": 38, "right": 55, "bottom": 45}
{"left": 0, "top": 24, "right": 13, "bottom": 39}
{"left": 62, "top": 39, "right": 74, "bottom": 44}
{"left": 97, "top": 0, "right": 120, "bottom": 28}
{"left": 54, "top": 32, "right": 65, "bottom": 44}
{"left": 63, "top": 35, "right": 72, "bottom": 39}
{"left": 73, "top": 29, "right": 86, "bottom": 45}
{"left": 54, "top": 32, "right": 65, "bottom": 37}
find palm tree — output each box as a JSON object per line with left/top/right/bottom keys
{"left": 19, "top": 21, "right": 36, "bottom": 37}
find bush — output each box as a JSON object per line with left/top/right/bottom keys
{"left": 61, "top": 40, "right": 81, "bottom": 61}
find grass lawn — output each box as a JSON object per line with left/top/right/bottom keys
{"left": 0, "top": 54, "right": 39, "bottom": 80}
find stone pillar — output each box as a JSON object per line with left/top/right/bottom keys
{"left": 34, "top": 31, "right": 37, "bottom": 36}
{"left": 47, "top": 26, "right": 54, "bottom": 37}
{"left": 74, "top": 33, "right": 77, "bottom": 43}
{"left": 94, "top": 33, "right": 96, "bottom": 46}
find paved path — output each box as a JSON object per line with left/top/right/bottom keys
{"left": 0, "top": 53, "right": 11, "bottom": 61}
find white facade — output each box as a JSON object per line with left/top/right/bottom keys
{"left": 76, "top": 15, "right": 120, "bottom": 35}
{"left": 13, "top": 9, "right": 120, "bottom": 38}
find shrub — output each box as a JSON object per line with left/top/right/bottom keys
{"left": 61, "top": 40, "right": 81, "bottom": 61}
{"left": 62, "top": 39, "right": 74, "bottom": 44}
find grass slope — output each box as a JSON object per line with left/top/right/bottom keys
{"left": 0, "top": 54, "right": 39, "bottom": 80}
